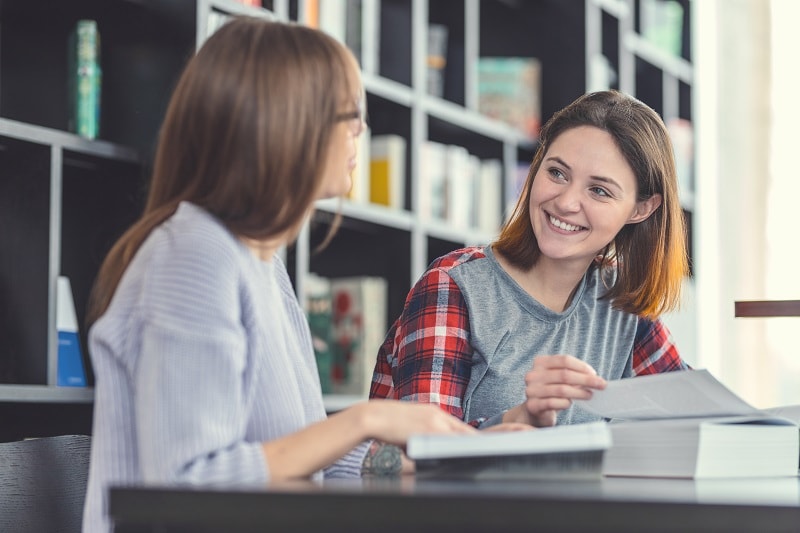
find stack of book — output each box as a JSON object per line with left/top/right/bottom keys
{"left": 577, "top": 369, "right": 800, "bottom": 479}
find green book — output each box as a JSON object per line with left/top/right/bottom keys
{"left": 67, "top": 20, "right": 102, "bottom": 139}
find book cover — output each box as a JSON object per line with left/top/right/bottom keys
{"left": 408, "top": 421, "right": 611, "bottom": 480}
{"left": 477, "top": 57, "right": 541, "bottom": 138}
{"left": 576, "top": 369, "right": 800, "bottom": 479}
{"left": 304, "top": 273, "right": 334, "bottom": 394}
{"left": 329, "top": 276, "right": 388, "bottom": 397}
{"left": 67, "top": 20, "right": 101, "bottom": 140}
{"left": 56, "top": 276, "right": 87, "bottom": 387}
{"left": 427, "top": 23, "right": 448, "bottom": 97}
{"left": 418, "top": 140, "right": 448, "bottom": 222}
{"left": 369, "top": 134, "right": 406, "bottom": 210}
{"left": 444, "top": 144, "right": 475, "bottom": 230}
{"left": 318, "top": 0, "right": 346, "bottom": 42}
{"left": 477, "top": 158, "right": 503, "bottom": 234}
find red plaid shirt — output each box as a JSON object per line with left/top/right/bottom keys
{"left": 369, "top": 248, "right": 687, "bottom": 426}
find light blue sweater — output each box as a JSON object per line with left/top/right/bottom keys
{"left": 83, "top": 202, "right": 368, "bottom": 533}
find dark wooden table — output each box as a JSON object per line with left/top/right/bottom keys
{"left": 109, "top": 476, "right": 800, "bottom": 533}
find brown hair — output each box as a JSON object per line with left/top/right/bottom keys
{"left": 494, "top": 90, "right": 688, "bottom": 319}
{"left": 87, "top": 17, "right": 357, "bottom": 325}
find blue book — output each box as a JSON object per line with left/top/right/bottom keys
{"left": 57, "top": 276, "right": 87, "bottom": 387}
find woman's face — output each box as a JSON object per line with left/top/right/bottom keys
{"left": 318, "top": 64, "right": 365, "bottom": 200}
{"left": 528, "top": 125, "right": 661, "bottom": 269}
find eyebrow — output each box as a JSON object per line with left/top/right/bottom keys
{"left": 544, "top": 156, "right": 624, "bottom": 192}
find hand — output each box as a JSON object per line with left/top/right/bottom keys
{"left": 358, "top": 400, "right": 476, "bottom": 447}
{"left": 504, "top": 354, "right": 606, "bottom": 428}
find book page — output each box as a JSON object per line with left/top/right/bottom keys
{"left": 575, "top": 369, "right": 762, "bottom": 420}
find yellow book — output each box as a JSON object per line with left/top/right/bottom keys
{"left": 369, "top": 134, "right": 406, "bottom": 209}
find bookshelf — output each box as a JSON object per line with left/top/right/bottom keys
{"left": 0, "top": 0, "right": 694, "bottom": 434}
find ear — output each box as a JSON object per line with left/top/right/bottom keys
{"left": 627, "top": 193, "right": 662, "bottom": 224}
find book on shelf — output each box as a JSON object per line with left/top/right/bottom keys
{"left": 640, "top": 0, "right": 684, "bottom": 57}
{"left": 418, "top": 140, "right": 448, "bottom": 223}
{"left": 56, "top": 276, "right": 87, "bottom": 387}
{"left": 318, "top": 0, "right": 346, "bottom": 42}
{"left": 369, "top": 134, "right": 406, "bottom": 210}
{"left": 206, "top": 10, "right": 233, "bottom": 38}
{"left": 505, "top": 162, "right": 530, "bottom": 221}
{"left": 667, "top": 118, "right": 694, "bottom": 205}
{"left": 445, "top": 144, "right": 475, "bottom": 230}
{"left": 304, "top": 273, "right": 334, "bottom": 394}
{"left": 67, "top": 19, "right": 101, "bottom": 140}
{"left": 326, "top": 276, "right": 388, "bottom": 397}
{"left": 427, "top": 23, "right": 448, "bottom": 98}
{"left": 477, "top": 57, "right": 541, "bottom": 138}
{"left": 576, "top": 369, "right": 800, "bottom": 479}
{"left": 407, "top": 421, "right": 611, "bottom": 480}
{"left": 345, "top": 0, "right": 380, "bottom": 74}
{"left": 477, "top": 158, "right": 503, "bottom": 234}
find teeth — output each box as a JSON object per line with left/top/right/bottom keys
{"left": 549, "top": 215, "right": 582, "bottom": 232}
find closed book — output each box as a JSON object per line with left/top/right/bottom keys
{"left": 329, "top": 276, "right": 388, "bottom": 397}
{"left": 477, "top": 158, "right": 503, "bottom": 234}
{"left": 604, "top": 415, "right": 799, "bottom": 479}
{"left": 418, "top": 140, "right": 448, "bottom": 222}
{"left": 408, "top": 421, "right": 611, "bottom": 480}
{"left": 369, "top": 134, "right": 406, "bottom": 210}
{"left": 477, "top": 57, "right": 541, "bottom": 138}
{"left": 304, "top": 273, "right": 334, "bottom": 394}
{"left": 576, "top": 369, "right": 800, "bottom": 479}
{"left": 67, "top": 20, "right": 101, "bottom": 139}
{"left": 57, "top": 276, "right": 87, "bottom": 387}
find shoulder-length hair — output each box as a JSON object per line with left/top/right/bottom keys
{"left": 494, "top": 90, "right": 688, "bottom": 319}
{"left": 87, "top": 17, "right": 357, "bottom": 325}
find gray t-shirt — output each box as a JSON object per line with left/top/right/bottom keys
{"left": 448, "top": 246, "right": 637, "bottom": 426}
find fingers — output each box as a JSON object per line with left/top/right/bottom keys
{"left": 527, "top": 354, "right": 607, "bottom": 391}
{"left": 521, "top": 355, "right": 606, "bottom": 426}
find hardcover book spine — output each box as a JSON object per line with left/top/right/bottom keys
{"left": 68, "top": 20, "right": 101, "bottom": 139}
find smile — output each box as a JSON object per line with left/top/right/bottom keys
{"left": 548, "top": 214, "right": 586, "bottom": 232}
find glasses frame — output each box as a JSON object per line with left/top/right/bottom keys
{"left": 334, "top": 101, "right": 366, "bottom": 136}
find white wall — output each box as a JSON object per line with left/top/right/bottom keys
{"left": 694, "top": 0, "right": 799, "bottom": 408}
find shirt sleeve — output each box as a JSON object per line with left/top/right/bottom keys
{"left": 368, "top": 266, "right": 478, "bottom": 425}
{"left": 631, "top": 317, "right": 691, "bottom": 375}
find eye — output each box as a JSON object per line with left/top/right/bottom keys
{"left": 589, "top": 186, "right": 611, "bottom": 198}
{"left": 548, "top": 168, "right": 567, "bottom": 181}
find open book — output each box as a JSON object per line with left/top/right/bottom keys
{"left": 575, "top": 369, "right": 800, "bottom": 479}
{"left": 406, "top": 421, "right": 611, "bottom": 480}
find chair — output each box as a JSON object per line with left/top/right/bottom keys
{"left": 0, "top": 434, "right": 91, "bottom": 533}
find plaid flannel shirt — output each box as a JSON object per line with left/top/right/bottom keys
{"left": 369, "top": 249, "right": 686, "bottom": 427}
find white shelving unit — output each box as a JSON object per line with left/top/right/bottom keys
{"left": 0, "top": 0, "right": 695, "bottom": 429}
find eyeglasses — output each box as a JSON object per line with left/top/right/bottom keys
{"left": 334, "top": 102, "right": 366, "bottom": 136}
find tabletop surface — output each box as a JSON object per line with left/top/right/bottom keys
{"left": 109, "top": 475, "right": 800, "bottom": 533}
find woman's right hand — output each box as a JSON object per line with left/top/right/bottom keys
{"left": 503, "top": 354, "right": 607, "bottom": 428}
{"left": 357, "top": 399, "right": 476, "bottom": 446}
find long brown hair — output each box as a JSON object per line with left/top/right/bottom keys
{"left": 494, "top": 90, "right": 688, "bottom": 319}
{"left": 87, "top": 18, "right": 356, "bottom": 325}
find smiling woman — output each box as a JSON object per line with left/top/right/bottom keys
{"left": 370, "top": 90, "right": 691, "bottom": 430}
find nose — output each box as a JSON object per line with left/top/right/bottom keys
{"left": 553, "top": 182, "right": 582, "bottom": 213}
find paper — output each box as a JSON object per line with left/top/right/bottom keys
{"left": 575, "top": 369, "right": 762, "bottom": 420}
